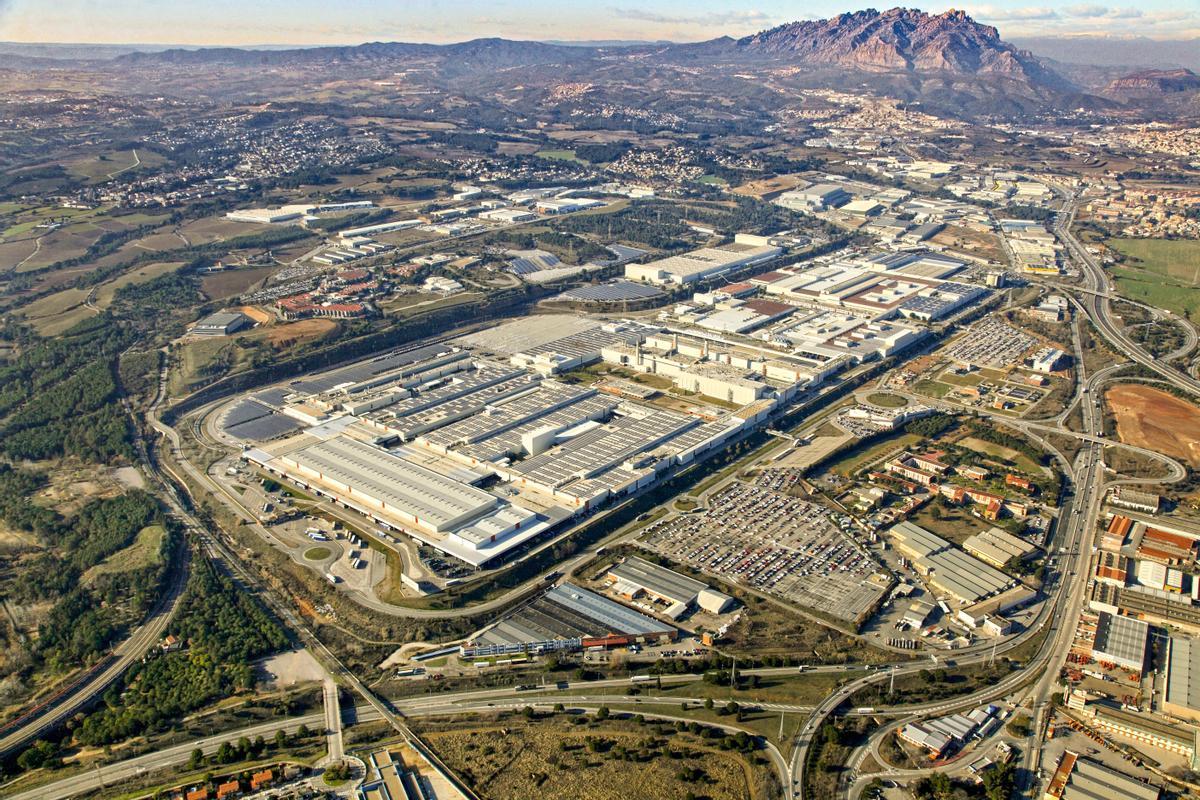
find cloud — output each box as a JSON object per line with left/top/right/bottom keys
{"left": 972, "top": 6, "right": 1061, "bottom": 22}
{"left": 611, "top": 7, "right": 772, "bottom": 28}
{"left": 1065, "top": 5, "right": 1142, "bottom": 19}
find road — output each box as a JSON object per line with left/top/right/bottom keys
{"left": 1056, "top": 197, "right": 1200, "bottom": 397}
{"left": 51, "top": 187, "right": 1191, "bottom": 800}
{"left": 0, "top": 376, "right": 196, "bottom": 758}
{"left": 0, "top": 543, "right": 189, "bottom": 758}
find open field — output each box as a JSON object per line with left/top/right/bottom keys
{"left": 824, "top": 432, "right": 923, "bottom": 478}
{"left": 931, "top": 225, "right": 1005, "bottom": 263}
{"left": 82, "top": 524, "right": 166, "bottom": 583}
{"left": 732, "top": 173, "right": 807, "bottom": 199}
{"left": 264, "top": 318, "right": 338, "bottom": 348}
{"left": 94, "top": 261, "right": 186, "bottom": 308}
{"left": 1105, "top": 383, "right": 1200, "bottom": 467}
{"left": 416, "top": 713, "right": 768, "bottom": 800}
{"left": 200, "top": 265, "right": 277, "bottom": 300}
{"left": 865, "top": 392, "right": 907, "bottom": 408}
{"left": 1108, "top": 238, "right": 1200, "bottom": 318}
{"left": 535, "top": 148, "right": 582, "bottom": 162}
{"left": 957, "top": 435, "right": 1044, "bottom": 474}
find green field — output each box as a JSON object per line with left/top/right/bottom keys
{"left": 865, "top": 392, "right": 908, "bottom": 408}
{"left": 535, "top": 148, "right": 581, "bottom": 162}
{"left": 83, "top": 524, "right": 166, "bottom": 582}
{"left": 304, "top": 546, "right": 331, "bottom": 561}
{"left": 1107, "top": 238, "right": 1200, "bottom": 319}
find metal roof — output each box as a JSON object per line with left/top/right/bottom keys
{"left": 607, "top": 556, "right": 707, "bottom": 606}
{"left": 285, "top": 437, "right": 497, "bottom": 532}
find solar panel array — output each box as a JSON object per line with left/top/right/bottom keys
{"left": 224, "top": 414, "right": 303, "bottom": 441}
{"left": 287, "top": 343, "right": 453, "bottom": 394}
{"left": 556, "top": 281, "right": 665, "bottom": 302}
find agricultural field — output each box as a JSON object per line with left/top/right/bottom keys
{"left": 416, "top": 712, "right": 771, "bottom": 800}
{"left": 1107, "top": 238, "right": 1200, "bottom": 319}
{"left": 16, "top": 287, "right": 98, "bottom": 335}
{"left": 1105, "top": 383, "right": 1200, "bottom": 468}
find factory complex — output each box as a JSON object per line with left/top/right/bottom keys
{"left": 229, "top": 298, "right": 931, "bottom": 569}
{"left": 218, "top": 240, "right": 995, "bottom": 574}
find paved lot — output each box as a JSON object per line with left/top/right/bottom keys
{"left": 640, "top": 482, "right": 889, "bottom": 625}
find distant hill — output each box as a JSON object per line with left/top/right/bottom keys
{"left": 727, "top": 8, "right": 1054, "bottom": 84}
{"left": 1105, "top": 69, "right": 1200, "bottom": 98}
{"left": 81, "top": 8, "right": 1123, "bottom": 119}
{"left": 1009, "top": 36, "right": 1200, "bottom": 72}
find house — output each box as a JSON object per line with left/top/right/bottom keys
{"left": 250, "top": 770, "right": 274, "bottom": 791}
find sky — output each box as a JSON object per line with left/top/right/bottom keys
{"left": 0, "top": 0, "right": 1197, "bottom": 46}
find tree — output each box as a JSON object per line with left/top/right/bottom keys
{"left": 188, "top": 747, "right": 205, "bottom": 770}
{"left": 704, "top": 698, "right": 714, "bottom": 711}
{"left": 274, "top": 729, "right": 288, "bottom": 750}
{"left": 596, "top": 706, "right": 610, "bottom": 721}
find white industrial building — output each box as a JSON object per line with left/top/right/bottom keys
{"left": 604, "top": 556, "right": 734, "bottom": 619}
{"left": 625, "top": 243, "right": 781, "bottom": 286}
{"left": 775, "top": 183, "right": 852, "bottom": 212}
{"left": 251, "top": 436, "right": 546, "bottom": 566}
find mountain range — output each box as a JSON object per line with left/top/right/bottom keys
{"left": 13, "top": 8, "right": 1200, "bottom": 120}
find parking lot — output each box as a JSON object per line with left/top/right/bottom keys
{"left": 639, "top": 482, "right": 890, "bottom": 626}
{"left": 943, "top": 316, "right": 1036, "bottom": 369}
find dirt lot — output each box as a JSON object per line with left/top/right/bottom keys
{"left": 265, "top": 318, "right": 338, "bottom": 348}
{"left": 200, "top": 265, "right": 277, "bottom": 300}
{"left": 732, "top": 173, "right": 808, "bottom": 199}
{"left": 417, "top": 712, "right": 769, "bottom": 800}
{"left": 1106, "top": 383, "right": 1200, "bottom": 467}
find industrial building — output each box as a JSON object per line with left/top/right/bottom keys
{"left": 253, "top": 436, "right": 546, "bottom": 567}
{"left": 225, "top": 206, "right": 308, "bottom": 224}
{"left": 1074, "top": 610, "right": 1150, "bottom": 674}
{"left": 1164, "top": 636, "right": 1200, "bottom": 723}
{"left": 887, "top": 522, "right": 1015, "bottom": 606}
{"left": 1067, "top": 690, "right": 1200, "bottom": 766}
{"left": 604, "top": 556, "right": 735, "bottom": 619}
{"left": 775, "top": 183, "right": 852, "bottom": 211}
{"left": 463, "top": 583, "right": 676, "bottom": 657}
{"left": 963, "top": 527, "right": 1039, "bottom": 569}
{"left": 229, "top": 320, "right": 793, "bottom": 568}
{"left": 192, "top": 310, "right": 251, "bottom": 337}
{"left": 898, "top": 705, "right": 1001, "bottom": 758}
{"left": 357, "top": 750, "right": 424, "bottom": 800}
{"left": 1043, "top": 752, "right": 1161, "bottom": 800}
{"left": 752, "top": 256, "right": 987, "bottom": 322}
{"left": 625, "top": 242, "right": 781, "bottom": 285}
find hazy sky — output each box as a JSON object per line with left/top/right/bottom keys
{"left": 1, "top": 1, "right": 1197, "bottom": 45}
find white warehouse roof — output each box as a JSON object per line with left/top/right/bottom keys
{"left": 283, "top": 436, "right": 498, "bottom": 533}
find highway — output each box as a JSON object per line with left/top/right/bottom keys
{"left": 24, "top": 188, "right": 1187, "bottom": 800}
{"left": 1055, "top": 197, "right": 1200, "bottom": 397}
